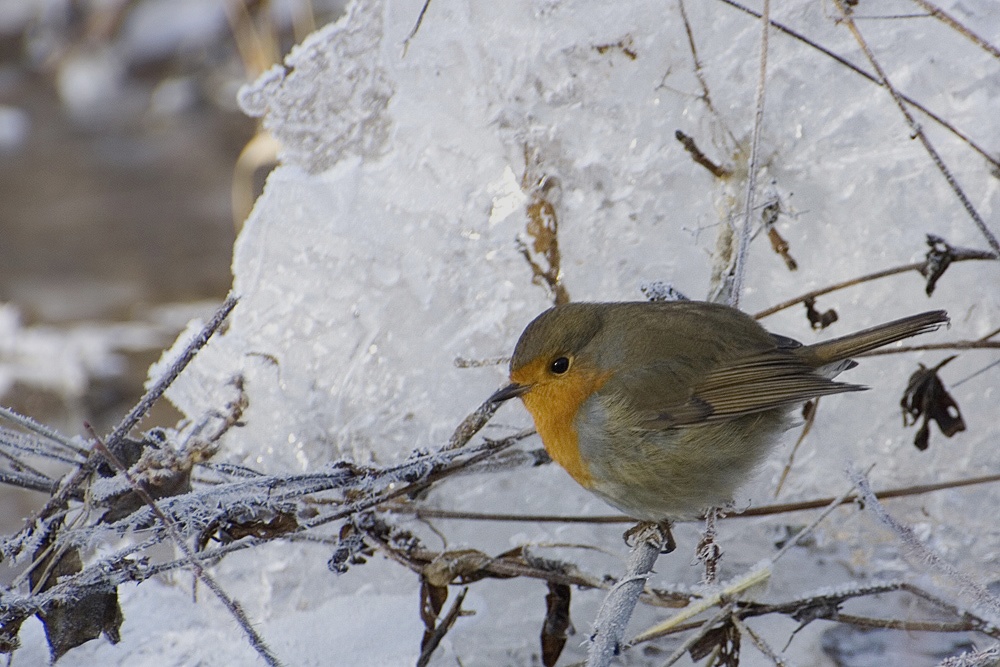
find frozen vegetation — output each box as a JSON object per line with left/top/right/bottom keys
{"left": 2, "top": 0, "right": 999, "bottom": 665}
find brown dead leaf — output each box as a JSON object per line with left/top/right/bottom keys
{"left": 541, "top": 582, "right": 573, "bottom": 667}
{"left": 31, "top": 533, "right": 123, "bottom": 661}
{"left": 901, "top": 356, "right": 966, "bottom": 450}
{"left": 689, "top": 620, "right": 741, "bottom": 665}
{"left": 804, "top": 297, "right": 838, "bottom": 330}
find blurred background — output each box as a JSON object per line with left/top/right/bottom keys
{"left": 0, "top": 0, "right": 351, "bottom": 430}
{"left": 0, "top": 0, "right": 345, "bottom": 534}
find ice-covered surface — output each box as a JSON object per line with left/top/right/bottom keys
{"left": 37, "top": 0, "right": 1000, "bottom": 664}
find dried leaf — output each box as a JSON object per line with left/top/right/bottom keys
{"left": 519, "top": 145, "right": 570, "bottom": 306}
{"left": 327, "top": 523, "right": 372, "bottom": 574}
{"left": 791, "top": 598, "right": 841, "bottom": 625}
{"left": 197, "top": 506, "right": 299, "bottom": 551}
{"left": 689, "top": 620, "right": 741, "bottom": 665}
{"left": 31, "top": 536, "right": 123, "bottom": 661}
{"left": 0, "top": 616, "right": 25, "bottom": 653}
{"left": 594, "top": 35, "right": 637, "bottom": 60}
{"left": 901, "top": 356, "right": 966, "bottom": 450}
{"left": 921, "top": 234, "right": 955, "bottom": 296}
{"left": 919, "top": 234, "right": 997, "bottom": 295}
{"left": 423, "top": 549, "right": 496, "bottom": 587}
{"left": 541, "top": 582, "right": 573, "bottom": 667}
{"left": 98, "top": 435, "right": 193, "bottom": 524}
{"left": 419, "top": 580, "right": 449, "bottom": 650}
{"left": 804, "top": 297, "right": 838, "bottom": 330}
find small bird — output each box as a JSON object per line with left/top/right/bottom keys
{"left": 490, "top": 301, "right": 948, "bottom": 525}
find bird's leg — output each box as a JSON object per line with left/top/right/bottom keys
{"left": 623, "top": 520, "right": 676, "bottom": 554}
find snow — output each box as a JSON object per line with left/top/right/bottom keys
{"left": 30, "top": 0, "right": 1000, "bottom": 665}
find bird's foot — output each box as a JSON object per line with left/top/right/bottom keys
{"left": 623, "top": 520, "right": 676, "bottom": 554}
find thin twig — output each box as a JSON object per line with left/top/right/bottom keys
{"left": 0, "top": 406, "right": 86, "bottom": 456}
{"left": 908, "top": 0, "right": 1000, "bottom": 60}
{"left": 730, "top": 0, "right": 771, "bottom": 308}
{"left": 714, "top": 0, "right": 1000, "bottom": 171}
{"left": 753, "top": 249, "right": 994, "bottom": 319}
{"left": 850, "top": 466, "right": 1000, "bottom": 622}
{"left": 105, "top": 294, "right": 239, "bottom": 452}
{"left": 90, "top": 429, "right": 283, "bottom": 667}
{"left": 415, "top": 587, "right": 468, "bottom": 667}
{"left": 445, "top": 399, "right": 502, "bottom": 450}
{"left": 676, "top": 0, "right": 738, "bottom": 148}
{"left": 731, "top": 614, "right": 788, "bottom": 667}
{"left": 858, "top": 340, "right": 1000, "bottom": 356}
{"left": 394, "top": 471, "right": 1000, "bottom": 524}
{"left": 832, "top": 0, "right": 1000, "bottom": 256}
{"left": 833, "top": 612, "right": 978, "bottom": 634}
{"left": 401, "top": 0, "right": 433, "bottom": 56}
{"left": 774, "top": 398, "right": 818, "bottom": 498}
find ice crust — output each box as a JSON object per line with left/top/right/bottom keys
{"left": 117, "top": 0, "right": 1000, "bottom": 665}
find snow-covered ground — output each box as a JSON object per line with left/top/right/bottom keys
{"left": 7, "top": 0, "right": 1000, "bottom": 664}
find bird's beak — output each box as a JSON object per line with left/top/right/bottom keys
{"left": 488, "top": 382, "right": 530, "bottom": 404}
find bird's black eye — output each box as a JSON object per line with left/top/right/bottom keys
{"left": 550, "top": 356, "right": 570, "bottom": 374}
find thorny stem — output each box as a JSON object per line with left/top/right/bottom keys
{"left": 832, "top": 0, "right": 1000, "bottom": 256}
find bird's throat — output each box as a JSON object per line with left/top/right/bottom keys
{"left": 518, "top": 370, "right": 612, "bottom": 489}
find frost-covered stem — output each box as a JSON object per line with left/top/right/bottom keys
{"left": 104, "top": 293, "right": 238, "bottom": 452}
{"left": 93, "top": 436, "right": 283, "bottom": 667}
{"left": 661, "top": 604, "right": 734, "bottom": 667}
{"left": 832, "top": 0, "right": 1000, "bottom": 256}
{"left": 0, "top": 405, "right": 86, "bottom": 456}
{"left": 586, "top": 525, "right": 664, "bottom": 667}
{"left": 445, "top": 399, "right": 501, "bottom": 450}
{"left": 939, "top": 645, "right": 1000, "bottom": 667}
{"left": 849, "top": 466, "right": 1000, "bottom": 623}
{"left": 730, "top": 615, "right": 787, "bottom": 666}
{"left": 729, "top": 0, "right": 770, "bottom": 308}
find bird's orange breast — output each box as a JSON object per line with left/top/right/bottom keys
{"left": 512, "top": 361, "right": 613, "bottom": 488}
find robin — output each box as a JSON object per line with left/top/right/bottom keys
{"left": 489, "top": 301, "right": 948, "bottom": 529}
